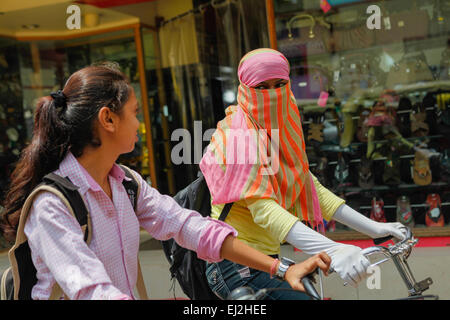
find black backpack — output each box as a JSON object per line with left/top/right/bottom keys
{"left": 161, "top": 171, "right": 233, "bottom": 300}
{"left": 0, "top": 165, "right": 148, "bottom": 300}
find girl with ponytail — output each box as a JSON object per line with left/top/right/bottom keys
{"left": 0, "top": 63, "right": 330, "bottom": 300}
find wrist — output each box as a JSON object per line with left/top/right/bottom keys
{"left": 274, "top": 257, "right": 295, "bottom": 281}
{"left": 269, "top": 259, "right": 280, "bottom": 278}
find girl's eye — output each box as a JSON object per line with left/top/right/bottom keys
{"left": 276, "top": 82, "right": 286, "bottom": 88}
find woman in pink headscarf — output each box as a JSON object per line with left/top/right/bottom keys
{"left": 200, "top": 48, "right": 408, "bottom": 299}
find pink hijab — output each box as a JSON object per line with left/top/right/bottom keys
{"left": 237, "top": 48, "right": 290, "bottom": 87}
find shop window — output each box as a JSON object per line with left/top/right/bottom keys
{"left": 0, "top": 29, "right": 156, "bottom": 204}
{"left": 273, "top": 0, "right": 450, "bottom": 238}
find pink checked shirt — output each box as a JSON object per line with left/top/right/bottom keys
{"left": 23, "top": 152, "right": 237, "bottom": 300}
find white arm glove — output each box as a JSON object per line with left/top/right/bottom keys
{"left": 285, "top": 221, "right": 370, "bottom": 287}
{"left": 333, "top": 204, "right": 408, "bottom": 241}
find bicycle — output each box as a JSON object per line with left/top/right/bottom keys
{"left": 228, "top": 227, "right": 439, "bottom": 300}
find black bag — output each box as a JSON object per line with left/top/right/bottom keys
{"left": 161, "top": 171, "right": 233, "bottom": 300}
{"left": 0, "top": 165, "right": 146, "bottom": 300}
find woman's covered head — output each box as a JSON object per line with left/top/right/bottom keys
{"left": 237, "top": 48, "right": 290, "bottom": 88}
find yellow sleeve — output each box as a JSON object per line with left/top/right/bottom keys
{"left": 310, "top": 173, "right": 346, "bottom": 221}
{"left": 244, "top": 198, "right": 299, "bottom": 244}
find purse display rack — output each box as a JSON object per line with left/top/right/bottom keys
{"left": 302, "top": 87, "right": 450, "bottom": 230}
{"left": 273, "top": 0, "right": 450, "bottom": 233}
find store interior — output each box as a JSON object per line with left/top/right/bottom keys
{"left": 272, "top": 0, "right": 450, "bottom": 238}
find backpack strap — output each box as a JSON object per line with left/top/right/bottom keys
{"left": 42, "top": 173, "right": 92, "bottom": 243}
{"left": 218, "top": 202, "right": 234, "bottom": 222}
{"left": 9, "top": 182, "right": 84, "bottom": 300}
{"left": 118, "top": 164, "right": 148, "bottom": 300}
{"left": 119, "top": 165, "right": 140, "bottom": 211}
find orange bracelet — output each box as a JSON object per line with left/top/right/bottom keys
{"left": 270, "top": 258, "right": 279, "bottom": 278}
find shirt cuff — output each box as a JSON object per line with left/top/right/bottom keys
{"left": 196, "top": 217, "right": 238, "bottom": 263}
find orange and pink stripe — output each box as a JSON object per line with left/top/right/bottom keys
{"left": 200, "top": 81, "right": 324, "bottom": 233}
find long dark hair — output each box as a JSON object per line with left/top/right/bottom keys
{"left": 1, "top": 63, "right": 131, "bottom": 242}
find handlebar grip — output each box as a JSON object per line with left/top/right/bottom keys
{"left": 373, "top": 235, "right": 393, "bottom": 245}
{"left": 301, "top": 276, "right": 321, "bottom": 300}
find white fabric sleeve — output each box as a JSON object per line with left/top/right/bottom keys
{"left": 333, "top": 204, "right": 407, "bottom": 240}
{"left": 285, "top": 221, "right": 342, "bottom": 256}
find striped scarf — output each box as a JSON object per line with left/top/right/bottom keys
{"left": 200, "top": 81, "right": 324, "bottom": 232}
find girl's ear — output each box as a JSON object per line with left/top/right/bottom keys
{"left": 97, "top": 106, "right": 117, "bottom": 132}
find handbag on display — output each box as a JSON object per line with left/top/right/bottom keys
{"left": 325, "top": 9, "right": 375, "bottom": 51}
{"left": 356, "top": 107, "right": 372, "bottom": 143}
{"left": 334, "top": 154, "right": 352, "bottom": 189}
{"left": 311, "top": 156, "right": 330, "bottom": 187}
{"left": 382, "top": 144, "right": 402, "bottom": 186}
{"left": 278, "top": 15, "right": 331, "bottom": 58}
{"left": 397, "top": 97, "right": 412, "bottom": 137}
{"left": 357, "top": 155, "right": 374, "bottom": 189}
{"left": 397, "top": 196, "right": 414, "bottom": 227}
{"left": 425, "top": 193, "right": 444, "bottom": 227}
{"left": 410, "top": 103, "right": 430, "bottom": 137}
{"left": 332, "top": 24, "right": 375, "bottom": 52}
{"left": 370, "top": 197, "right": 386, "bottom": 223}
{"left": 411, "top": 150, "right": 432, "bottom": 186}
{"left": 307, "top": 123, "right": 324, "bottom": 144}
{"left": 323, "top": 108, "right": 341, "bottom": 145}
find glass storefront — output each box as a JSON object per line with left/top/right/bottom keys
{"left": 0, "top": 27, "right": 158, "bottom": 201}
{"left": 273, "top": 0, "right": 450, "bottom": 238}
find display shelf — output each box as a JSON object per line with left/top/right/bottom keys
{"left": 358, "top": 201, "right": 450, "bottom": 210}
{"left": 308, "top": 134, "right": 444, "bottom": 157}
{"left": 310, "top": 149, "right": 442, "bottom": 167}
{"left": 302, "top": 106, "right": 440, "bottom": 125}
{"left": 333, "top": 182, "right": 449, "bottom": 194}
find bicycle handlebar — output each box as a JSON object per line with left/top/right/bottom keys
{"left": 303, "top": 227, "right": 416, "bottom": 299}
{"left": 372, "top": 235, "right": 394, "bottom": 245}
{"left": 301, "top": 276, "right": 321, "bottom": 300}
{"left": 361, "top": 226, "right": 415, "bottom": 262}
{"left": 230, "top": 227, "right": 430, "bottom": 300}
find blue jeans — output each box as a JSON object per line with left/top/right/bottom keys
{"left": 205, "top": 258, "right": 310, "bottom": 300}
